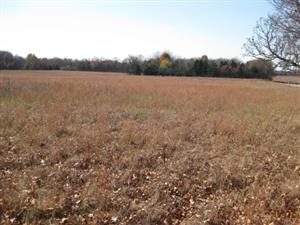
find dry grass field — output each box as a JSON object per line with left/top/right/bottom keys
{"left": 1, "top": 70, "right": 300, "bottom": 225}
{"left": 273, "top": 76, "right": 300, "bottom": 85}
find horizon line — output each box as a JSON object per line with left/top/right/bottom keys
{"left": 0, "top": 49, "right": 248, "bottom": 61}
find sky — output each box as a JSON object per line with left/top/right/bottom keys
{"left": 0, "top": 0, "right": 274, "bottom": 60}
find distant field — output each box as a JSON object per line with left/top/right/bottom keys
{"left": 273, "top": 75, "right": 300, "bottom": 84}
{"left": 1, "top": 71, "right": 300, "bottom": 224}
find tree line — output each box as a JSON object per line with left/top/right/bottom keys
{"left": 0, "top": 1, "right": 298, "bottom": 78}
{"left": 0, "top": 50, "right": 274, "bottom": 79}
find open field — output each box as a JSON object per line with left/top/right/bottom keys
{"left": 273, "top": 76, "right": 300, "bottom": 85}
{"left": 0, "top": 71, "right": 300, "bottom": 225}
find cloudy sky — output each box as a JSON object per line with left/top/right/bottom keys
{"left": 0, "top": 0, "right": 273, "bottom": 60}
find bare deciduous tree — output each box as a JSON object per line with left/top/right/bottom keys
{"left": 244, "top": 0, "right": 300, "bottom": 70}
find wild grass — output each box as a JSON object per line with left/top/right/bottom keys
{"left": 273, "top": 75, "right": 300, "bottom": 85}
{"left": 0, "top": 70, "right": 300, "bottom": 224}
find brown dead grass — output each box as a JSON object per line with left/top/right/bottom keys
{"left": 0, "top": 70, "right": 300, "bottom": 225}
{"left": 273, "top": 75, "right": 300, "bottom": 85}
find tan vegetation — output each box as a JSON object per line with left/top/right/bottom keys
{"left": 1, "top": 71, "right": 300, "bottom": 224}
{"left": 273, "top": 75, "right": 300, "bottom": 85}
